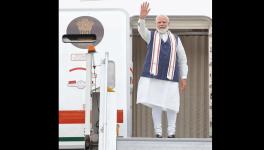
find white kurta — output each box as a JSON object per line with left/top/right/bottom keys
{"left": 136, "top": 19, "right": 188, "bottom": 112}
{"left": 137, "top": 77, "right": 180, "bottom": 112}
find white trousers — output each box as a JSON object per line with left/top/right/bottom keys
{"left": 137, "top": 77, "right": 180, "bottom": 136}
{"left": 152, "top": 106, "right": 177, "bottom": 136}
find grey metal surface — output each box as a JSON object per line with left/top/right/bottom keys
{"left": 59, "top": 138, "right": 212, "bottom": 150}
{"left": 117, "top": 137, "right": 212, "bottom": 150}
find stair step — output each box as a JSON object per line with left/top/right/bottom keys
{"left": 117, "top": 137, "right": 212, "bottom": 150}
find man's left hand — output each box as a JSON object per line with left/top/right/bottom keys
{"left": 179, "top": 79, "right": 187, "bottom": 93}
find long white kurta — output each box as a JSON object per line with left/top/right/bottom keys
{"left": 136, "top": 19, "right": 188, "bottom": 112}
{"left": 137, "top": 76, "right": 180, "bottom": 112}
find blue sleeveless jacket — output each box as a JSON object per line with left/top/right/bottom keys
{"left": 141, "top": 31, "right": 180, "bottom": 82}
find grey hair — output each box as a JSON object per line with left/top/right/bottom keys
{"left": 155, "top": 15, "right": 170, "bottom": 23}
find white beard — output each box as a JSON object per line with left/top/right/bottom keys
{"left": 157, "top": 26, "right": 169, "bottom": 34}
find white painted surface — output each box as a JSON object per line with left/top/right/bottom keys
{"left": 59, "top": 9, "right": 131, "bottom": 137}
{"left": 59, "top": 0, "right": 212, "bottom": 19}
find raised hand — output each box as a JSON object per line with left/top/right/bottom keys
{"left": 140, "top": 2, "right": 151, "bottom": 19}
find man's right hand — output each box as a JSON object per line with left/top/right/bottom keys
{"left": 140, "top": 2, "right": 150, "bottom": 19}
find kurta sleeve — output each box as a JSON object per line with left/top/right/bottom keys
{"left": 176, "top": 36, "right": 188, "bottom": 79}
{"left": 137, "top": 19, "right": 151, "bottom": 44}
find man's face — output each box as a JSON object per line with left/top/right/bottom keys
{"left": 156, "top": 16, "right": 169, "bottom": 33}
